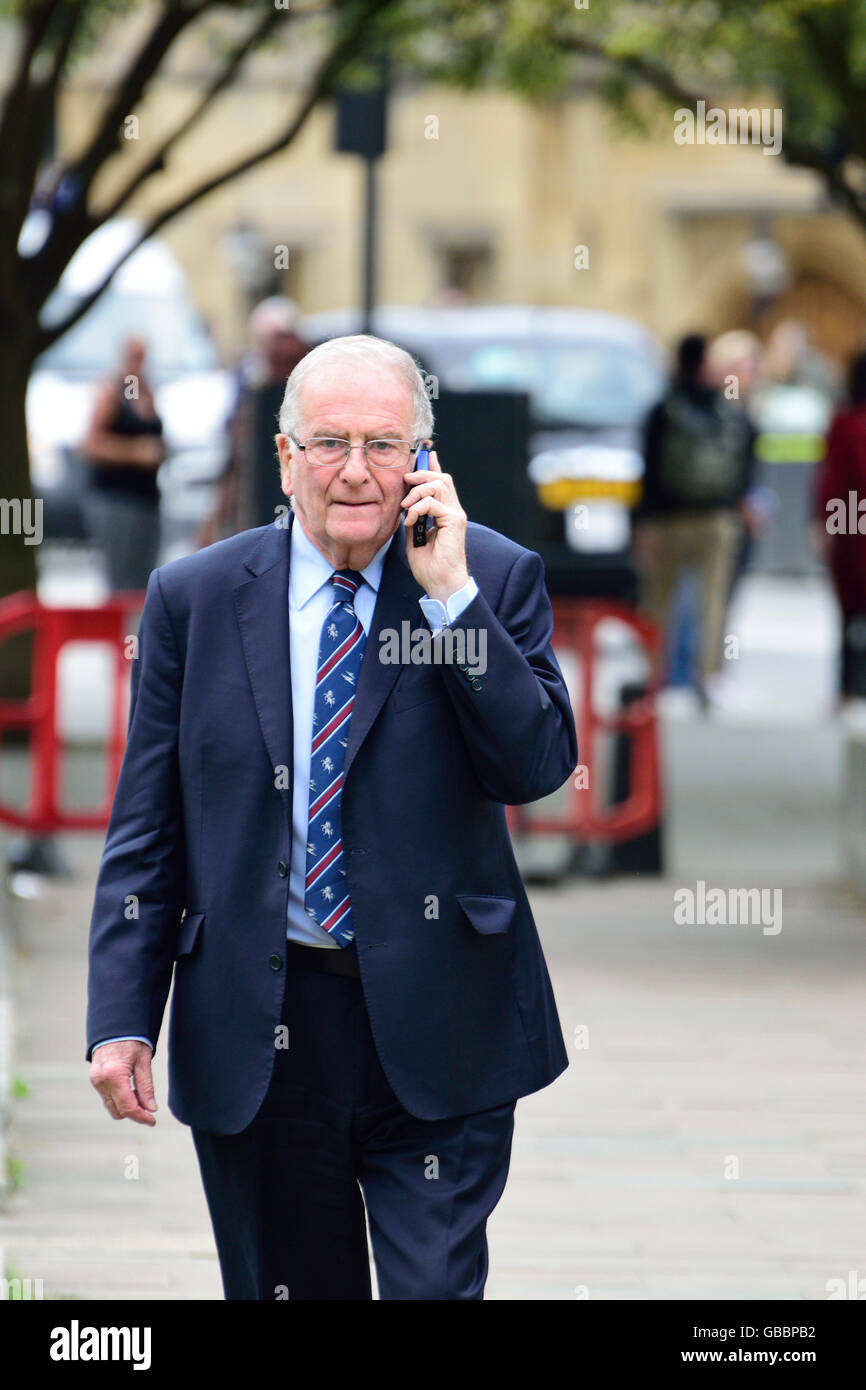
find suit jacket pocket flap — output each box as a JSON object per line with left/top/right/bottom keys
{"left": 176, "top": 911, "right": 205, "bottom": 958}
{"left": 457, "top": 894, "right": 517, "bottom": 935}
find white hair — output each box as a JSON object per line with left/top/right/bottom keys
{"left": 278, "top": 334, "right": 434, "bottom": 441}
{"left": 249, "top": 296, "right": 298, "bottom": 340}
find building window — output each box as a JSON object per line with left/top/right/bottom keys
{"left": 437, "top": 242, "right": 493, "bottom": 300}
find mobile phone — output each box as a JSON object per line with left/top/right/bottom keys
{"left": 412, "top": 445, "right": 430, "bottom": 547}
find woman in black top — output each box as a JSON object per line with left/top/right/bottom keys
{"left": 81, "top": 335, "right": 166, "bottom": 590}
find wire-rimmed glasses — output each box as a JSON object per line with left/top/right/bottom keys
{"left": 290, "top": 435, "right": 421, "bottom": 470}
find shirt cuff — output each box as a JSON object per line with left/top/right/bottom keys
{"left": 92, "top": 1036, "right": 154, "bottom": 1051}
{"left": 419, "top": 577, "right": 478, "bottom": 634}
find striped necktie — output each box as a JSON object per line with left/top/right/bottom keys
{"left": 304, "top": 569, "right": 366, "bottom": 949}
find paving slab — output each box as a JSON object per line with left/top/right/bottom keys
{"left": 1, "top": 829, "right": 864, "bottom": 1301}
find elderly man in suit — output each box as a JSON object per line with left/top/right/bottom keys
{"left": 87, "top": 334, "right": 577, "bottom": 1301}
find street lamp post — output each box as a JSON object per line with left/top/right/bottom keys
{"left": 335, "top": 63, "right": 388, "bottom": 335}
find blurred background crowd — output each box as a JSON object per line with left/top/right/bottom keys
{"left": 4, "top": 0, "right": 866, "bottom": 894}
{"left": 8, "top": 0, "right": 866, "bottom": 723}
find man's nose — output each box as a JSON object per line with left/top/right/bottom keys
{"left": 340, "top": 445, "right": 373, "bottom": 477}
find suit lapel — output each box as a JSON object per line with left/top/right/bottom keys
{"left": 232, "top": 512, "right": 424, "bottom": 804}
{"left": 344, "top": 521, "right": 424, "bottom": 781}
{"left": 233, "top": 518, "right": 293, "bottom": 831}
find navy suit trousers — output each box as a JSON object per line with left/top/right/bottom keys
{"left": 192, "top": 956, "right": 516, "bottom": 1300}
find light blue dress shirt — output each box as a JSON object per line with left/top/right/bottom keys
{"left": 286, "top": 520, "right": 392, "bottom": 948}
{"left": 286, "top": 518, "right": 477, "bottom": 946}
{"left": 94, "top": 518, "right": 478, "bottom": 1045}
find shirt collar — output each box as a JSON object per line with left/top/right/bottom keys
{"left": 289, "top": 510, "right": 394, "bottom": 610}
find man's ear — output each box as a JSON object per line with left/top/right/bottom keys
{"left": 276, "top": 434, "right": 294, "bottom": 498}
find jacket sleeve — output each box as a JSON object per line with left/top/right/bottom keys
{"left": 437, "top": 548, "right": 577, "bottom": 805}
{"left": 85, "top": 568, "right": 186, "bottom": 1060}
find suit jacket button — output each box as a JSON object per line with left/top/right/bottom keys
{"left": 269, "top": 953, "right": 283, "bottom": 971}
{"left": 277, "top": 860, "right": 288, "bottom": 877}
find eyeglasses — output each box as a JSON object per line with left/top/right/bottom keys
{"left": 290, "top": 435, "right": 420, "bottom": 470}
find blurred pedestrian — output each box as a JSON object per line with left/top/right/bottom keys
{"left": 633, "top": 332, "right": 752, "bottom": 705}
{"left": 81, "top": 334, "right": 165, "bottom": 590}
{"left": 198, "top": 296, "right": 309, "bottom": 544}
{"left": 706, "top": 329, "right": 767, "bottom": 596}
{"left": 762, "top": 318, "right": 840, "bottom": 397}
{"left": 812, "top": 350, "right": 866, "bottom": 699}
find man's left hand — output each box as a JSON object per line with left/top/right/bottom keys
{"left": 401, "top": 449, "right": 470, "bottom": 601}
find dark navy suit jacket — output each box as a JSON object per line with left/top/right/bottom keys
{"left": 86, "top": 512, "right": 578, "bottom": 1132}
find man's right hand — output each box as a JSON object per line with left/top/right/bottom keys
{"left": 90, "top": 1040, "right": 158, "bottom": 1125}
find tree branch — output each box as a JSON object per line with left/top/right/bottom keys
{"left": 34, "top": 0, "right": 398, "bottom": 352}
{"left": 795, "top": 7, "right": 866, "bottom": 155}
{"left": 137, "top": 0, "right": 397, "bottom": 233}
{"left": 0, "top": 0, "right": 63, "bottom": 151}
{"left": 0, "top": 1, "right": 89, "bottom": 308}
{"left": 777, "top": 133, "right": 866, "bottom": 225}
{"left": 26, "top": 0, "right": 210, "bottom": 299}
{"left": 553, "top": 29, "right": 705, "bottom": 110}
{"left": 43, "top": 0, "right": 88, "bottom": 95}
{"left": 98, "top": 1, "right": 298, "bottom": 224}
{"left": 18, "top": 3, "right": 88, "bottom": 217}
{"left": 69, "top": 1, "right": 209, "bottom": 197}
{"left": 0, "top": 0, "right": 65, "bottom": 226}
{"left": 553, "top": 24, "right": 866, "bottom": 230}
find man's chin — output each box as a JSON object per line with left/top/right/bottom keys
{"left": 327, "top": 503, "right": 386, "bottom": 540}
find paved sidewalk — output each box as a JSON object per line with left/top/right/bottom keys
{"left": 1, "top": 834, "right": 218, "bottom": 1299}
{"left": 1, "top": 574, "right": 864, "bottom": 1300}
{"left": 1, "top": 822, "right": 865, "bottom": 1300}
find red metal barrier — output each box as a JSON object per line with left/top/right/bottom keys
{"left": 0, "top": 590, "right": 659, "bottom": 842}
{"left": 0, "top": 591, "right": 145, "bottom": 833}
{"left": 509, "top": 598, "right": 663, "bottom": 843}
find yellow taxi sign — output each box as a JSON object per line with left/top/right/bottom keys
{"left": 537, "top": 477, "right": 642, "bottom": 510}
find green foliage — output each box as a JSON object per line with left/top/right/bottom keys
{"left": 6, "top": 1154, "right": 25, "bottom": 1193}
{"left": 554, "top": 0, "right": 865, "bottom": 163}
{"left": 1, "top": 0, "right": 865, "bottom": 318}
{"left": 397, "top": 0, "right": 866, "bottom": 212}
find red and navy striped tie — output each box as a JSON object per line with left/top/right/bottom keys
{"left": 304, "top": 570, "right": 366, "bottom": 948}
